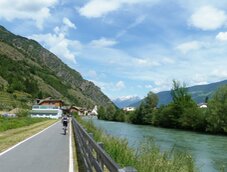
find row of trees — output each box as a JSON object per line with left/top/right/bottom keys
{"left": 98, "top": 80, "right": 227, "bottom": 134}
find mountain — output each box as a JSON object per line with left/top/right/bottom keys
{"left": 0, "top": 25, "right": 114, "bottom": 110}
{"left": 130, "top": 80, "right": 227, "bottom": 107}
{"left": 112, "top": 96, "right": 141, "bottom": 108}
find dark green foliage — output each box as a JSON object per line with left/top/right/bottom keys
{"left": 0, "top": 55, "right": 39, "bottom": 97}
{"left": 130, "top": 91, "right": 159, "bottom": 124}
{"left": 97, "top": 106, "right": 106, "bottom": 119}
{"left": 102, "top": 81, "right": 227, "bottom": 135}
{"left": 206, "top": 85, "right": 227, "bottom": 133}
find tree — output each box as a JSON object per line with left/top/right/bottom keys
{"left": 97, "top": 106, "right": 106, "bottom": 119}
{"left": 171, "top": 80, "right": 192, "bottom": 107}
{"left": 114, "top": 109, "right": 126, "bottom": 122}
{"left": 158, "top": 80, "right": 198, "bottom": 128}
{"left": 206, "top": 85, "right": 227, "bottom": 133}
{"left": 106, "top": 104, "right": 116, "bottom": 120}
{"left": 133, "top": 91, "right": 159, "bottom": 124}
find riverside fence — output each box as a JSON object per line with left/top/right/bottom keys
{"left": 72, "top": 117, "right": 137, "bottom": 172}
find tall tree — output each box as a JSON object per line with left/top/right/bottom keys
{"left": 134, "top": 91, "right": 158, "bottom": 124}
{"left": 206, "top": 85, "right": 227, "bottom": 133}
{"left": 170, "top": 80, "right": 197, "bottom": 128}
{"left": 171, "top": 80, "right": 191, "bottom": 106}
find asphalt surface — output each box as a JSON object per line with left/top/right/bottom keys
{"left": 0, "top": 121, "right": 69, "bottom": 172}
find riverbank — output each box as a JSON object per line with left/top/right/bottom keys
{"left": 77, "top": 117, "right": 197, "bottom": 172}
{"left": 87, "top": 117, "right": 227, "bottom": 172}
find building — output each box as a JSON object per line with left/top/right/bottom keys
{"left": 123, "top": 107, "right": 136, "bottom": 112}
{"left": 69, "top": 106, "right": 87, "bottom": 116}
{"left": 38, "top": 99, "right": 64, "bottom": 108}
{"left": 30, "top": 105, "right": 63, "bottom": 119}
{"left": 88, "top": 105, "right": 98, "bottom": 116}
{"left": 198, "top": 103, "right": 208, "bottom": 108}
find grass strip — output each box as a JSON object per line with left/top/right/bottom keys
{"left": 77, "top": 117, "right": 197, "bottom": 172}
{"left": 0, "top": 119, "right": 57, "bottom": 152}
{"left": 70, "top": 119, "right": 79, "bottom": 172}
{"left": 0, "top": 117, "right": 48, "bottom": 132}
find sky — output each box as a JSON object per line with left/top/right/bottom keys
{"left": 1, "top": 0, "right": 227, "bottom": 100}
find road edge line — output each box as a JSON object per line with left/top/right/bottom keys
{"left": 0, "top": 120, "right": 59, "bottom": 157}
{"left": 69, "top": 118, "right": 74, "bottom": 172}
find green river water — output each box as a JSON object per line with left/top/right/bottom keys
{"left": 86, "top": 117, "right": 227, "bottom": 172}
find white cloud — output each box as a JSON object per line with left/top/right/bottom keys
{"left": 216, "top": 32, "right": 227, "bottom": 41}
{"left": 87, "top": 70, "right": 98, "bottom": 78}
{"left": 129, "top": 15, "right": 146, "bottom": 28}
{"left": 30, "top": 33, "right": 81, "bottom": 63}
{"left": 89, "top": 37, "right": 117, "bottom": 47}
{"left": 145, "top": 85, "right": 153, "bottom": 89}
{"left": 133, "top": 58, "right": 160, "bottom": 67}
{"left": 0, "top": 0, "right": 58, "bottom": 29}
{"left": 189, "top": 6, "right": 227, "bottom": 30}
{"left": 114, "top": 95, "right": 141, "bottom": 101}
{"left": 116, "top": 81, "right": 125, "bottom": 90}
{"left": 63, "top": 17, "right": 76, "bottom": 29}
{"left": 29, "top": 22, "right": 82, "bottom": 63}
{"left": 30, "top": 16, "right": 79, "bottom": 62}
{"left": 116, "top": 15, "right": 146, "bottom": 38}
{"left": 90, "top": 80, "right": 126, "bottom": 93}
{"left": 212, "top": 68, "right": 227, "bottom": 78}
{"left": 78, "top": 0, "right": 157, "bottom": 18}
{"left": 79, "top": 0, "right": 120, "bottom": 18}
{"left": 176, "top": 41, "right": 203, "bottom": 54}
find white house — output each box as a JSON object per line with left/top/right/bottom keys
{"left": 30, "top": 105, "right": 63, "bottom": 119}
{"left": 88, "top": 105, "right": 98, "bottom": 116}
{"left": 123, "top": 107, "right": 136, "bottom": 112}
{"left": 198, "top": 103, "right": 208, "bottom": 108}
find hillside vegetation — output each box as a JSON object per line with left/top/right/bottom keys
{"left": 131, "top": 80, "right": 227, "bottom": 107}
{"left": 0, "top": 26, "right": 113, "bottom": 110}
{"left": 99, "top": 80, "right": 227, "bottom": 135}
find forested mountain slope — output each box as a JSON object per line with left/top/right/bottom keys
{"left": 0, "top": 26, "right": 113, "bottom": 110}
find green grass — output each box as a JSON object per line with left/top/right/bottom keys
{"left": 0, "top": 117, "right": 47, "bottom": 132}
{"left": 76, "top": 117, "right": 197, "bottom": 172}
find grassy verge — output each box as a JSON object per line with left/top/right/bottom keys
{"left": 77, "top": 117, "right": 197, "bottom": 172}
{"left": 0, "top": 117, "right": 48, "bottom": 132}
{"left": 70, "top": 119, "right": 79, "bottom": 172}
{"left": 0, "top": 119, "right": 57, "bottom": 152}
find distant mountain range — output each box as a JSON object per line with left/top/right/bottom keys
{"left": 0, "top": 25, "right": 114, "bottom": 110}
{"left": 112, "top": 96, "right": 141, "bottom": 108}
{"left": 130, "top": 80, "right": 227, "bottom": 108}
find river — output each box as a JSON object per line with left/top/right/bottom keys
{"left": 84, "top": 117, "right": 227, "bottom": 172}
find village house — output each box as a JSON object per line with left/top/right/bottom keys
{"left": 69, "top": 106, "right": 87, "bottom": 116}
{"left": 38, "top": 99, "right": 64, "bottom": 108}
{"left": 123, "top": 107, "right": 136, "bottom": 112}
{"left": 198, "top": 103, "right": 208, "bottom": 108}
{"left": 30, "top": 98, "right": 64, "bottom": 119}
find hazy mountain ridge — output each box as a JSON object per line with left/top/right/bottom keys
{"left": 112, "top": 96, "right": 141, "bottom": 108}
{"left": 0, "top": 26, "right": 113, "bottom": 110}
{"left": 130, "top": 80, "right": 227, "bottom": 107}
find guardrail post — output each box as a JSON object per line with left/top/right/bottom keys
{"left": 89, "top": 133, "right": 94, "bottom": 138}
{"left": 97, "top": 142, "right": 104, "bottom": 170}
{"left": 72, "top": 117, "right": 137, "bottom": 172}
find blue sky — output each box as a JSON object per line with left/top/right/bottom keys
{"left": 1, "top": 0, "right": 227, "bottom": 100}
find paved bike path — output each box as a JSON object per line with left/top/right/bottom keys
{"left": 0, "top": 121, "right": 69, "bottom": 172}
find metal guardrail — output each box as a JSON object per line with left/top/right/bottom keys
{"left": 72, "top": 117, "right": 137, "bottom": 172}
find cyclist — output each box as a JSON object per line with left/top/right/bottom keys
{"left": 62, "top": 114, "right": 69, "bottom": 128}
